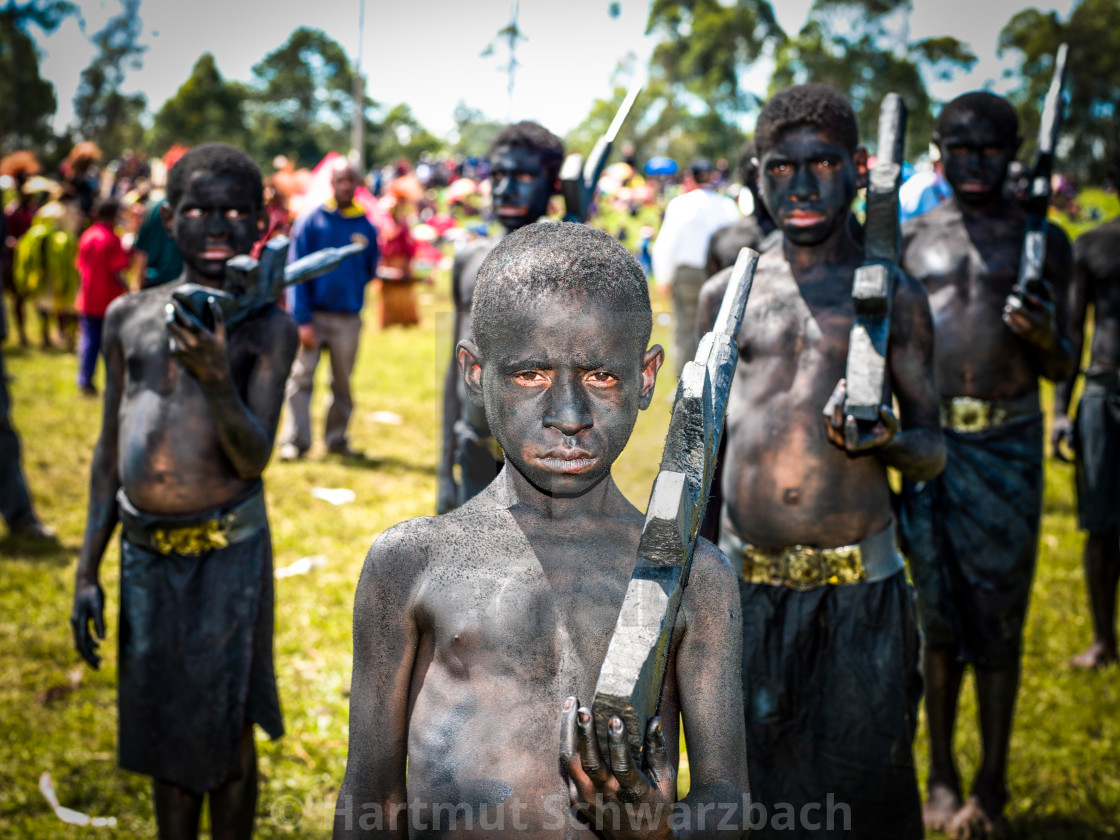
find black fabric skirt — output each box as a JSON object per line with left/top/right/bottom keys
{"left": 899, "top": 414, "right": 1043, "bottom": 669}
{"left": 117, "top": 521, "right": 282, "bottom": 793}
{"left": 1075, "top": 378, "right": 1120, "bottom": 535}
{"left": 740, "top": 571, "right": 923, "bottom": 840}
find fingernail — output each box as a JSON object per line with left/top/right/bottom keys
{"left": 609, "top": 717, "right": 623, "bottom": 733}
{"left": 564, "top": 697, "right": 574, "bottom": 710}
{"left": 578, "top": 710, "right": 591, "bottom": 725}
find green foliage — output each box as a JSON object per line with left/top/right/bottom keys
{"left": 771, "top": 1, "right": 975, "bottom": 160}
{"left": 0, "top": 1, "right": 76, "bottom": 155}
{"left": 448, "top": 102, "right": 505, "bottom": 160}
{"left": 72, "top": 0, "right": 146, "bottom": 161}
{"left": 646, "top": 0, "right": 783, "bottom": 117}
{"left": 998, "top": 0, "right": 1120, "bottom": 185}
{"left": 149, "top": 53, "right": 249, "bottom": 154}
{"left": 368, "top": 103, "right": 442, "bottom": 169}
{"left": 567, "top": 58, "right": 745, "bottom": 168}
{"left": 247, "top": 26, "right": 367, "bottom": 168}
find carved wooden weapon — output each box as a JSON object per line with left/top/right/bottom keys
{"left": 1016, "top": 42, "right": 1068, "bottom": 298}
{"left": 591, "top": 246, "right": 758, "bottom": 762}
{"left": 560, "top": 74, "right": 643, "bottom": 223}
{"left": 842, "top": 93, "right": 907, "bottom": 423}
{"left": 169, "top": 235, "right": 366, "bottom": 331}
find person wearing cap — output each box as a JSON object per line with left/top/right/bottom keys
{"left": 651, "top": 157, "right": 741, "bottom": 375}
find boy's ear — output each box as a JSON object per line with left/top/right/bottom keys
{"left": 257, "top": 207, "right": 267, "bottom": 234}
{"left": 639, "top": 344, "right": 665, "bottom": 410}
{"left": 853, "top": 147, "right": 869, "bottom": 191}
{"left": 457, "top": 339, "right": 485, "bottom": 408}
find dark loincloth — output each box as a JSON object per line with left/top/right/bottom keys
{"left": 116, "top": 485, "right": 283, "bottom": 794}
{"left": 1075, "top": 373, "right": 1120, "bottom": 535}
{"left": 899, "top": 413, "right": 1043, "bottom": 669}
{"left": 739, "top": 571, "right": 923, "bottom": 839}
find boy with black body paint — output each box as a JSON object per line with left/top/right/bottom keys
{"left": 338, "top": 222, "right": 749, "bottom": 839}
{"left": 70, "top": 143, "right": 298, "bottom": 840}
{"left": 898, "top": 91, "right": 1075, "bottom": 838}
{"left": 699, "top": 84, "right": 944, "bottom": 840}
{"left": 1054, "top": 207, "right": 1120, "bottom": 670}
{"left": 439, "top": 121, "right": 564, "bottom": 513}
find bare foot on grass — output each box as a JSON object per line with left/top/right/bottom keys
{"left": 1071, "top": 641, "right": 1118, "bottom": 669}
{"left": 948, "top": 795, "right": 1006, "bottom": 840}
{"left": 923, "top": 782, "right": 963, "bottom": 834}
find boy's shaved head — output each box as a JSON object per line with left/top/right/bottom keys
{"left": 755, "top": 84, "right": 859, "bottom": 155}
{"left": 489, "top": 121, "right": 565, "bottom": 180}
{"left": 472, "top": 222, "right": 652, "bottom": 356}
{"left": 936, "top": 91, "right": 1019, "bottom": 145}
{"left": 167, "top": 143, "right": 263, "bottom": 211}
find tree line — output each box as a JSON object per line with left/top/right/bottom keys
{"left": 1, "top": 0, "right": 1116, "bottom": 183}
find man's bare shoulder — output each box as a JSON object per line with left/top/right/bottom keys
{"left": 698, "top": 265, "right": 733, "bottom": 314}
{"left": 679, "top": 537, "right": 740, "bottom": 627}
{"left": 453, "top": 239, "right": 494, "bottom": 274}
{"left": 106, "top": 283, "right": 176, "bottom": 327}
{"left": 689, "top": 537, "right": 738, "bottom": 591}
{"left": 1076, "top": 218, "right": 1120, "bottom": 277}
{"left": 362, "top": 487, "right": 512, "bottom": 577}
{"left": 892, "top": 268, "right": 932, "bottom": 313}
{"left": 902, "top": 201, "right": 960, "bottom": 240}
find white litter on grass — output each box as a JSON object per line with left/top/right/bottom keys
{"left": 368, "top": 411, "right": 403, "bottom": 425}
{"left": 275, "top": 555, "right": 328, "bottom": 579}
{"left": 39, "top": 772, "right": 117, "bottom": 827}
{"left": 311, "top": 487, "right": 356, "bottom": 505}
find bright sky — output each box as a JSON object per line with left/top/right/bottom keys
{"left": 35, "top": 0, "right": 1075, "bottom": 141}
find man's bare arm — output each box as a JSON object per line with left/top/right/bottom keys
{"left": 71, "top": 301, "right": 127, "bottom": 668}
{"left": 167, "top": 302, "right": 298, "bottom": 480}
{"left": 1053, "top": 237, "right": 1091, "bottom": 434}
{"left": 334, "top": 526, "right": 423, "bottom": 839}
{"left": 439, "top": 250, "right": 472, "bottom": 512}
{"left": 880, "top": 272, "right": 945, "bottom": 481}
{"left": 560, "top": 542, "right": 747, "bottom": 840}
{"left": 697, "top": 269, "right": 732, "bottom": 337}
{"left": 673, "top": 540, "right": 749, "bottom": 838}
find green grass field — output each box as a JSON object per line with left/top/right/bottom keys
{"left": 1, "top": 256, "right": 1118, "bottom": 837}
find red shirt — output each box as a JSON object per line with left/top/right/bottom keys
{"left": 76, "top": 221, "right": 129, "bottom": 316}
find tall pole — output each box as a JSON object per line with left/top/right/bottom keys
{"left": 505, "top": 1, "right": 520, "bottom": 122}
{"left": 350, "top": 0, "right": 366, "bottom": 174}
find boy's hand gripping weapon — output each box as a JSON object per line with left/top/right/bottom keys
{"left": 1015, "top": 43, "right": 1069, "bottom": 300}
{"left": 168, "top": 235, "right": 367, "bottom": 332}
{"left": 840, "top": 92, "right": 908, "bottom": 427}
{"left": 591, "top": 247, "right": 759, "bottom": 762}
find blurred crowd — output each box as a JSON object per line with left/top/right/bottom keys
{"left": 1, "top": 136, "right": 1095, "bottom": 394}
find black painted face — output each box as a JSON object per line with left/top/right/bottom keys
{"left": 169, "top": 171, "right": 261, "bottom": 285}
{"left": 490, "top": 146, "right": 553, "bottom": 231}
{"left": 759, "top": 125, "right": 860, "bottom": 246}
{"left": 478, "top": 294, "right": 658, "bottom": 497}
{"left": 938, "top": 115, "right": 1018, "bottom": 206}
